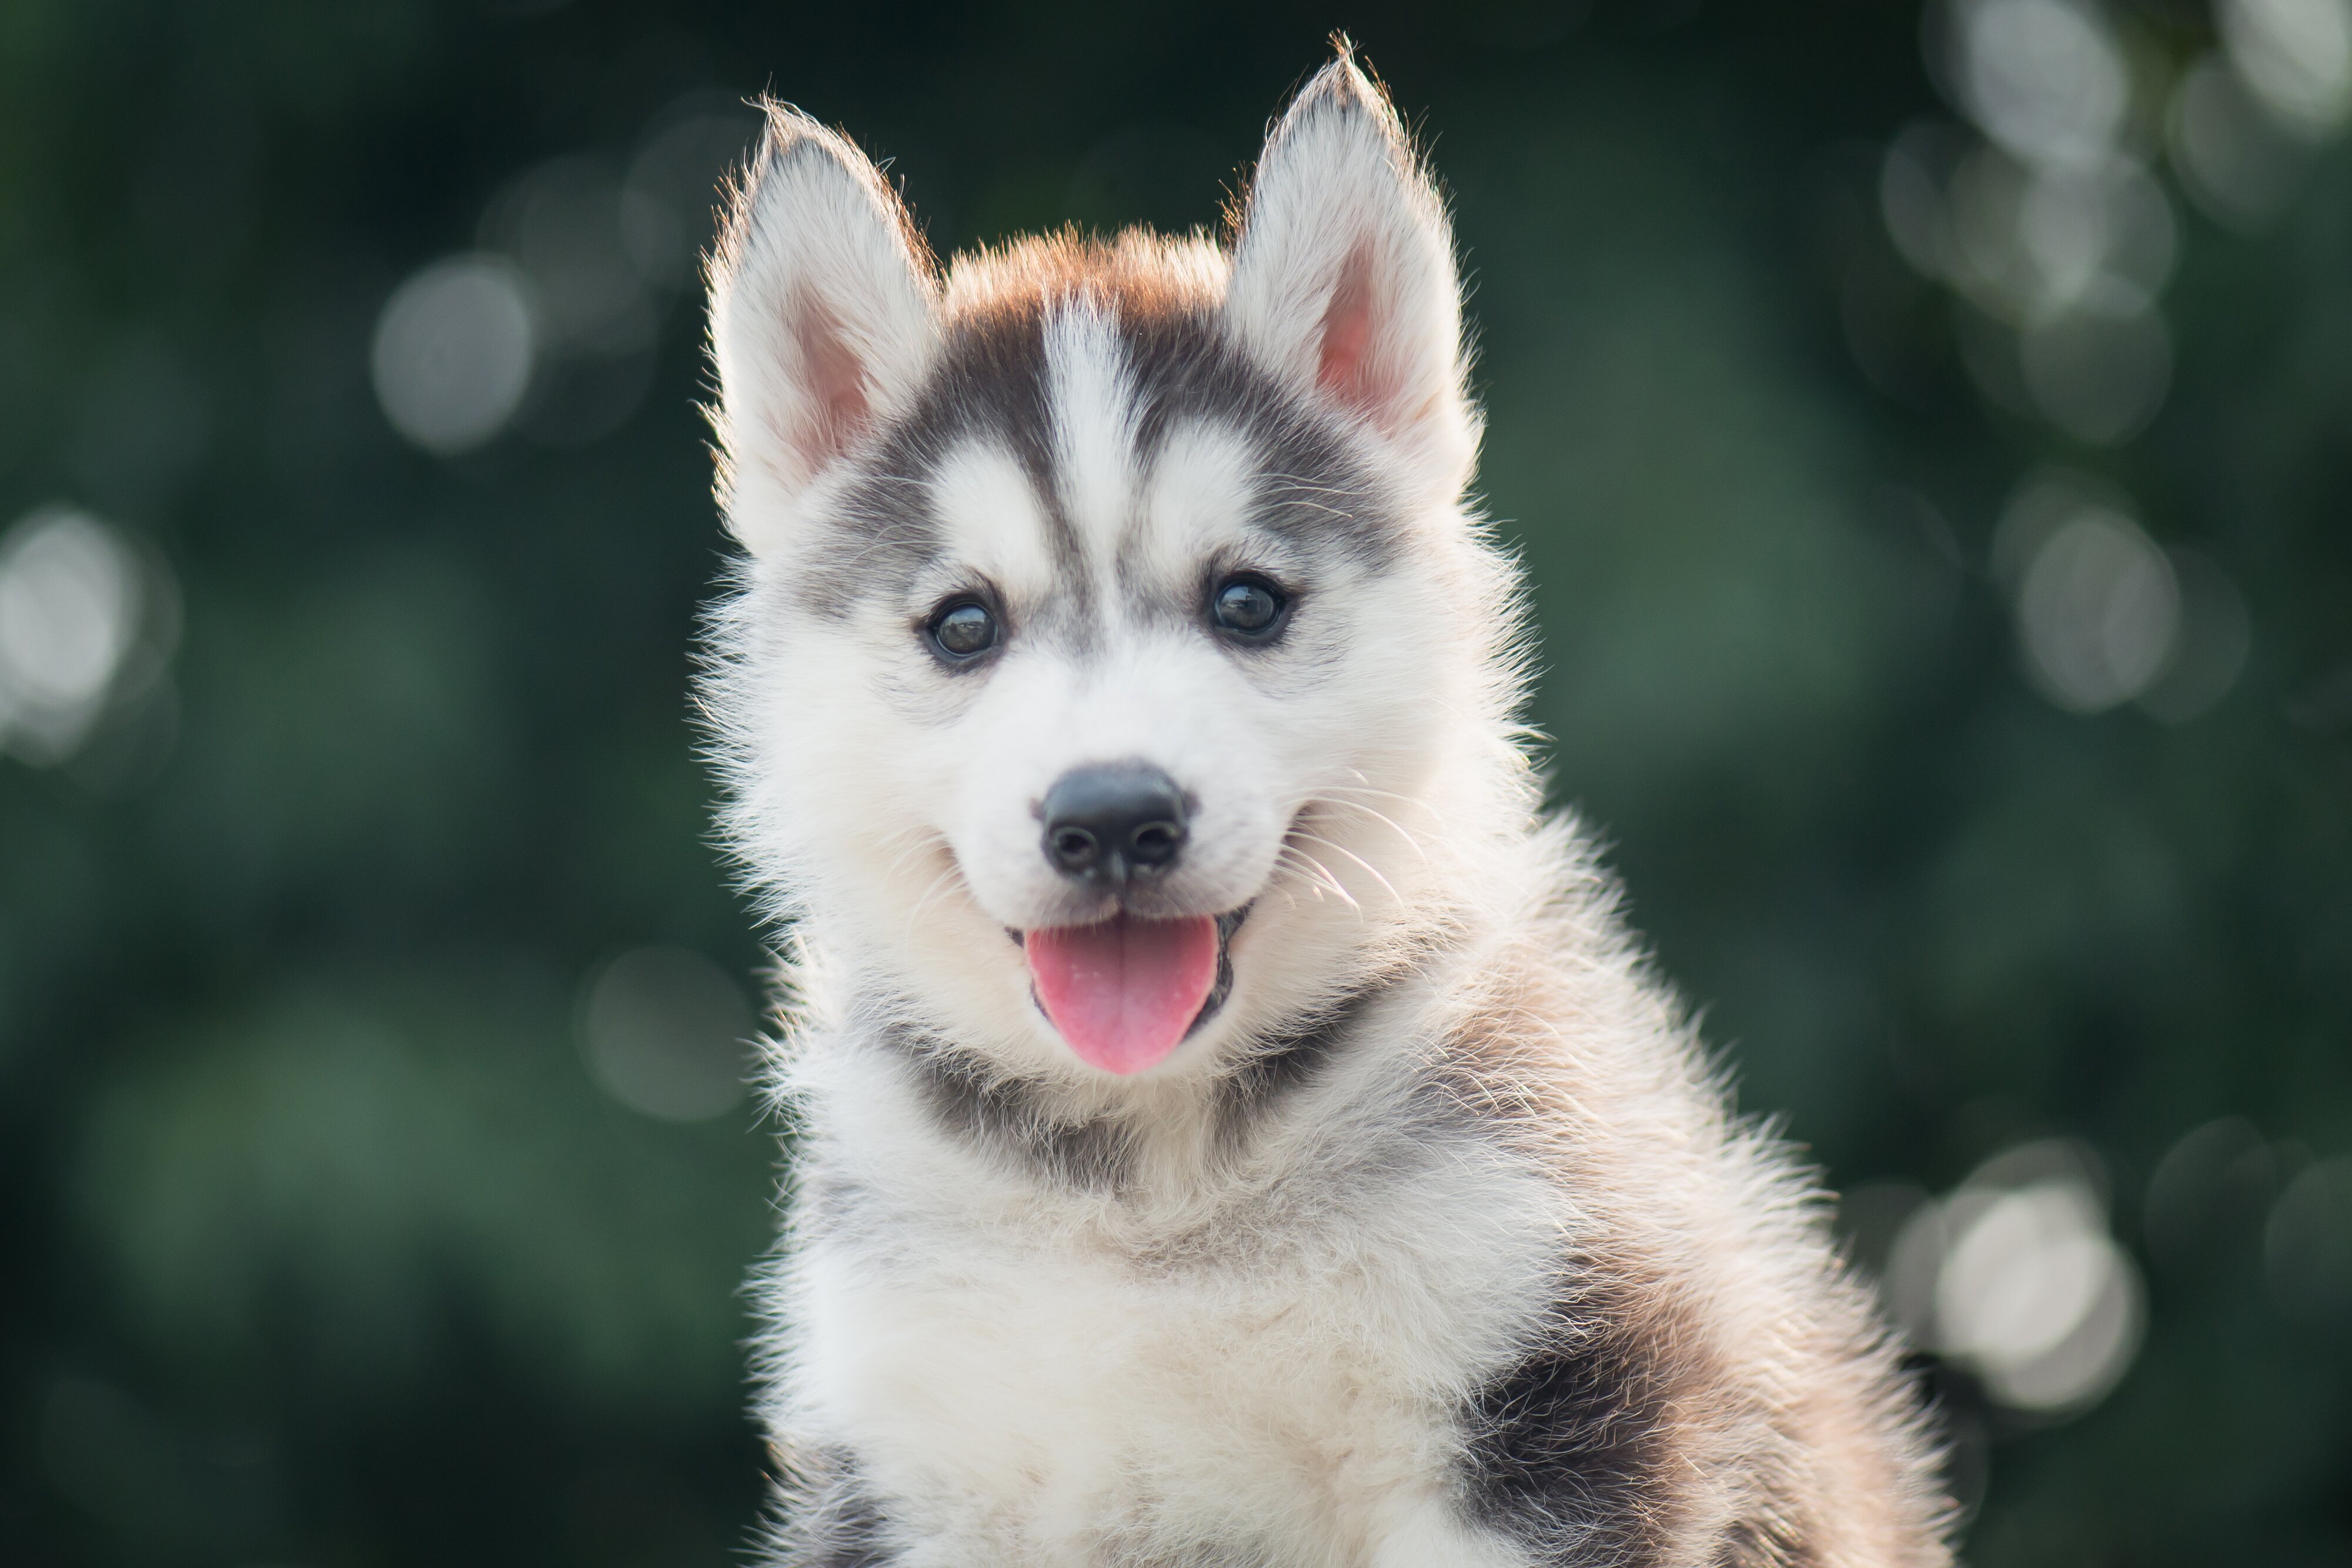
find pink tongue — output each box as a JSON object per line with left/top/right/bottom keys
{"left": 1025, "top": 915, "right": 1220, "bottom": 1075}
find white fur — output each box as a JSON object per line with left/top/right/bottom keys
{"left": 781, "top": 1002, "right": 1556, "bottom": 1566}
{"left": 1046, "top": 304, "right": 1144, "bottom": 560}
{"left": 709, "top": 109, "right": 939, "bottom": 557}
{"left": 1224, "top": 62, "right": 1481, "bottom": 506}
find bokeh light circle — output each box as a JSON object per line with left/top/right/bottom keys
{"left": 370, "top": 254, "right": 537, "bottom": 456}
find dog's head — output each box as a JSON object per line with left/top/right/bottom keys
{"left": 706, "top": 56, "right": 1528, "bottom": 1081}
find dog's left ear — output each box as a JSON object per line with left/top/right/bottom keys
{"left": 1224, "top": 56, "right": 1477, "bottom": 502}
{"left": 709, "top": 104, "right": 939, "bottom": 557}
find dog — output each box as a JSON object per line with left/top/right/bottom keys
{"left": 699, "top": 50, "right": 1954, "bottom": 1568}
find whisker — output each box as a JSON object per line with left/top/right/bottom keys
{"left": 1329, "top": 770, "right": 1450, "bottom": 814}
{"left": 877, "top": 825, "right": 948, "bottom": 882}
{"left": 1272, "top": 847, "right": 1330, "bottom": 903}
{"left": 1327, "top": 773, "right": 1437, "bottom": 809}
{"left": 1259, "top": 496, "right": 1353, "bottom": 521}
{"left": 1273, "top": 846, "right": 1345, "bottom": 906}
{"left": 1289, "top": 829, "right": 1403, "bottom": 907}
{"left": 901, "top": 862, "right": 964, "bottom": 940}
{"left": 1282, "top": 844, "right": 1361, "bottom": 915}
{"left": 1311, "top": 797, "right": 1428, "bottom": 862}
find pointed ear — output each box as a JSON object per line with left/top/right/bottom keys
{"left": 707, "top": 105, "right": 938, "bottom": 556}
{"left": 1224, "top": 57, "right": 1478, "bottom": 500}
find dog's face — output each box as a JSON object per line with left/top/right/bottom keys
{"left": 708, "top": 62, "right": 1514, "bottom": 1079}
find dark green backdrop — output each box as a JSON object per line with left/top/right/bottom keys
{"left": 3, "top": 2, "right": 2347, "bottom": 1564}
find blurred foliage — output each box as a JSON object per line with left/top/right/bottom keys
{"left": 2, "top": 2, "right": 2347, "bottom": 1566}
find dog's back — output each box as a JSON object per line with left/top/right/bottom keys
{"left": 702, "top": 52, "right": 1953, "bottom": 1568}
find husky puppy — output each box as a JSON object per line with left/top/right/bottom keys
{"left": 701, "top": 52, "right": 1952, "bottom": 1568}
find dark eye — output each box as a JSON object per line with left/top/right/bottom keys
{"left": 1211, "top": 574, "right": 1288, "bottom": 639}
{"left": 928, "top": 600, "right": 998, "bottom": 661}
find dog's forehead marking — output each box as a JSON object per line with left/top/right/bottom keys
{"left": 1128, "top": 419, "right": 1260, "bottom": 591}
{"left": 801, "top": 289, "right": 1405, "bottom": 638}
{"left": 1044, "top": 304, "right": 1142, "bottom": 590}
{"left": 927, "top": 437, "right": 1058, "bottom": 600}
{"left": 1037, "top": 309, "right": 1289, "bottom": 627}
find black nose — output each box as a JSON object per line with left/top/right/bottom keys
{"left": 1040, "top": 763, "right": 1188, "bottom": 886}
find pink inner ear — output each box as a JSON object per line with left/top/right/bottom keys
{"left": 794, "top": 297, "right": 871, "bottom": 470}
{"left": 1315, "top": 244, "right": 1396, "bottom": 427}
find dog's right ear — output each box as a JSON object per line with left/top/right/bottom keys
{"left": 708, "top": 105, "right": 938, "bottom": 557}
{"left": 1224, "top": 56, "right": 1475, "bottom": 506}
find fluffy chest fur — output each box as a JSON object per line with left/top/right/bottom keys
{"left": 781, "top": 1035, "right": 1559, "bottom": 1566}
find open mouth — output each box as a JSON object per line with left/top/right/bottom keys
{"left": 1015, "top": 907, "right": 1245, "bottom": 1075}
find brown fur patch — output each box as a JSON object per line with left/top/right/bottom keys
{"left": 940, "top": 228, "right": 1230, "bottom": 335}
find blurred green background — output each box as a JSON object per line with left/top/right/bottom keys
{"left": 3, "top": 1, "right": 2348, "bottom": 1564}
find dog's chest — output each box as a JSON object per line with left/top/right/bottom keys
{"left": 794, "top": 1153, "right": 1551, "bottom": 1562}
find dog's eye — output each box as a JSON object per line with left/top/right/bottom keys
{"left": 928, "top": 600, "right": 998, "bottom": 661}
{"left": 1211, "top": 574, "right": 1288, "bottom": 639}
